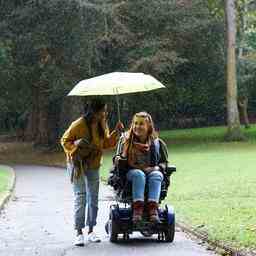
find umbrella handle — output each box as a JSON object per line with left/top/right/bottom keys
{"left": 115, "top": 93, "right": 121, "bottom": 122}
{"left": 115, "top": 89, "right": 125, "bottom": 133}
{"left": 115, "top": 93, "right": 125, "bottom": 134}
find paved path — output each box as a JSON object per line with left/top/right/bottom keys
{"left": 0, "top": 165, "right": 217, "bottom": 256}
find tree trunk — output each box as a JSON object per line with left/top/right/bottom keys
{"left": 238, "top": 97, "right": 250, "bottom": 129}
{"left": 238, "top": 1, "right": 247, "bottom": 58}
{"left": 35, "top": 105, "right": 49, "bottom": 145}
{"left": 34, "top": 81, "right": 50, "bottom": 146}
{"left": 25, "top": 85, "right": 39, "bottom": 141}
{"left": 225, "top": 0, "right": 244, "bottom": 141}
{"left": 25, "top": 82, "right": 50, "bottom": 146}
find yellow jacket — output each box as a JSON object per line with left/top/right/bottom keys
{"left": 61, "top": 117, "right": 118, "bottom": 170}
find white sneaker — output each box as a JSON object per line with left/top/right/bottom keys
{"left": 74, "top": 234, "right": 84, "bottom": 246}
{"left": 87, "top": 232, "right": 101, "bottom": 243}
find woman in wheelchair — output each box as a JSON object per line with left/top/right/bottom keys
{"left": 114, "top": 112, "right": 169, "bottom": 224}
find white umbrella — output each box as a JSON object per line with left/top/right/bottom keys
{"left": 68, "top": 72, "right": 165, "bottom": 120}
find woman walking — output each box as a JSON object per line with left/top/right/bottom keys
{"left": 61, "top": 99, "right": 123, "bottom": 246}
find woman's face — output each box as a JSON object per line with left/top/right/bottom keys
{"left": 132, "top": 116, "right": 149, "bottom": 138}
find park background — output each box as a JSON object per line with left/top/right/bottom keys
{"left": 1, "top": 0, "right": 256, "bottom": 254}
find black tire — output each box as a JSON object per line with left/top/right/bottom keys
{"left": 109, "top": 211, "right": 118, "bottom": 243}
{"left": 123, "top": 233, "right": 129, "bottom": 240}
{"left": 105, "top": 221, "right": 109, "bottom": 234}
{"left": 164, "top": 219, "right": 175, "bottom": 242}
{"left": 140, "top": 231, "right": 153, "bottom": 237}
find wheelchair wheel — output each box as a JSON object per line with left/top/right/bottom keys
{"left": 164, "top": 219, "right": 175, "bottom": 242}
{"left": 141, "top": 230, "right": 153, "bottom": 237}
{"left": 105, "top": 221, "right": 109, "bottom": 234}
{"left": 123, "top": 233, "right": 129, "bottom": 240}
{"left": 109, "top": 211, "right": 118, "bottom": 242}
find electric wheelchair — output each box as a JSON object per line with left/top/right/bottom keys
{"left": 106, "top": 156, "right": 176, "bottom": 243}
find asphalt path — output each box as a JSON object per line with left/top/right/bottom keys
{"left": 0, "top": 165, "right": 217, "bottom": 256}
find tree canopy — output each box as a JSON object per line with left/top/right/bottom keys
{"left": 0, "top": 0, "right": 256, "bottom": 144}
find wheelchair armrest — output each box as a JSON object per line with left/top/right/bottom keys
{"left": 166, "top": 165, "right": 176, "bottom": 176}
{"left": 117, "top": 157, "right": 128, "bottom": 170}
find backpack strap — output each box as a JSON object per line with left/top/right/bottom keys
{"left": 151, "top": 138, "right": 160, "bottom": 166}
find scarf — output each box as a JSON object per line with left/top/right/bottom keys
{"left": 124, "top": 138, "right": 152, "bottom": 170}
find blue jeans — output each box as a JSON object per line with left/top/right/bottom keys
{"left": 126, "top": 169, "right": 163, "bottom": 202}
{"left": 67, "top": 163, "right": 99, "bottom": 230}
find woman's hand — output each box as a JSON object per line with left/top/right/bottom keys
{"left": 144, "top": 166, "right": 160, "bottom": 173}
{"left": 114, "top": 155, "right": 121, "bottom": 166}
{"left": 73, "top": 139, "right": 82, "bottom": 146}
{"left": 115, "top": 121, "right": 124, "bottom": 132}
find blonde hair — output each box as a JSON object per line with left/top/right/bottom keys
{"left": 125, "top": 112, "right": 157, "bottom": 146}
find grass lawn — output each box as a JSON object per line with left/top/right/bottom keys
{"left": 160, "top": 124, "right": 256, "bottom": 143}
{"left": 165, "top": 142, "right": 256, "bottom": 250}
{"left": 101, "top": 125, "right": 256, "bottom": 250}
{"left": 0, "top": 166, "right": 14, "bottom": 203}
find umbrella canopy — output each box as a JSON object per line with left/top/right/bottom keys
{"left": 68, "top": 72, "right": 165, "bottom": 96}
{"left": 68, "top": 72, "right": 165, "bottom": 120}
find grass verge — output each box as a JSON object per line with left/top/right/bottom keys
{"left": 0, "top": 165, "right": 15, "bottom": 207}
